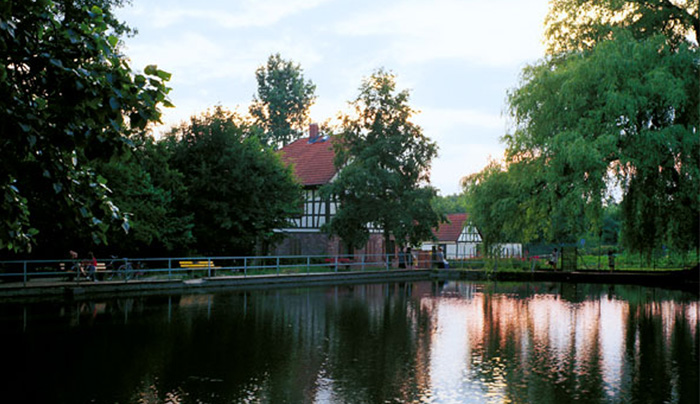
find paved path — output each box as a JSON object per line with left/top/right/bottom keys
{"left": 1, "top": 268, "right": 696, "bottom": 301}
{"left": 0, "top": 269, "right": 434, "bottom": 300}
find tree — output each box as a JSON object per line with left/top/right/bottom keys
{"left": 495, "top": 1, "right": 699, "bottom": 259}
{"left": 600, "top": 202, "right": 620, "bottom": 246}
{"left": 249, "top": 53, "right": 316, "bottom": 149}
{"left": 506, "top": 33, "right": 698, "bottom": 256}
{"left": 431, "top": 193, "right": 469, "bottom": 215}
{"left": 463, "top": 158, "right": 562, "bottom": 253}
{"left": 544, "top": 0, "right": 698, "bottom": 54}
{"left": 165, "top": 107, "right": 302, "bottom": 256}
{"left": 324, "top": 69, "right": 443, "bottom": 252}
{"left": 99, "top": 135, "right": 195, "bottom": 257}
{"left": 462, "top": 162, "right": 513, "bottom": 253}
{"left": 0, "top": 0, "right": 172, "bottom": 253}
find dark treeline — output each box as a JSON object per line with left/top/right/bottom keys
{"left": 1, "top": 2, "right": 441, "bottom": 260}
{"left": 7, "top": 107, "right": 303, "bottom": 260}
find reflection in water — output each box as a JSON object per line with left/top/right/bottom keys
{"left": 0, "top": 282, "right": 696, "bottom": 403}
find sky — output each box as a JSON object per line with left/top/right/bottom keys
{"left": 115, "top": 0, "right": 550, "bottom": 196}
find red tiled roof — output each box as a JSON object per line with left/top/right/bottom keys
{"left": 278, "top": 136, "right": 337, "bottom": 186}
{"left": 434, "top": 213, "right": 469, "bottom": 242}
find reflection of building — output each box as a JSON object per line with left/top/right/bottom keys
{"left": 272, "top": 124, "right": 385, "bottom": 258}
{"left": 420, "top": 213, "right": 522, "bottom": 259}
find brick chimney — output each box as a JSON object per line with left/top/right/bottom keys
{"left": 309, "top": 123, "right": 319, "bottom": 140}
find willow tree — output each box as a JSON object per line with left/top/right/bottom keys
{"left": 468, "top": 0, "right": 698, "bottom": 259}
{"left": 324, "top": 69, "right": 443, "bottom": 252}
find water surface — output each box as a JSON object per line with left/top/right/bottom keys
{"left": 0, "top": 281, "right": 697, "bottom": 403}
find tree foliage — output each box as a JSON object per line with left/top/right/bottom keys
{"left": 99, "top": 135, "right": 194, "bottom": 257}
{"left": 249, "top": 53, "right": 316, "bottom": 149}
{"left": 0, "top": 0, "right": 172, "bottom": 253}
{"left": 164, "top": 107, "right": 302, "bottom": 256}
{"left": 545, "top": 0, "right": 698, "bottom": 54}
{"left": 431, "top": 193, "right": 469, "bottom": 215}
{"left": 324, "top": 69, "right": 443, "bottom": 250}
{"left": 467, "top": 0, "right": 698, "bottom": 258}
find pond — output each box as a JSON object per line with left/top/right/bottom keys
{"left": 0, "top": 281, "right": 697, "bottom": 403}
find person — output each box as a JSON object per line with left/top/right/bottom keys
{"left": 441, "top": 247, "right": 450, "bottom": 269}
{"left": 398, "top": 248, "right": 406, "bottom": 269}
{"left": 406, "top": 247, "right": 413, "bottom": 269}
{"left": 437, "top": 247, "right": 446, "bottom": 269}
{"left": 66, "top": 250, "right": 87, "bottom": 279}
{"left": 549, "top": 248, "right": 558, "bottom": 271}
{"left": 82, "top": 251, "right": 98, "bottom": 281}
{"left": 608, "top": 250, "right": 615, "bottom": 272}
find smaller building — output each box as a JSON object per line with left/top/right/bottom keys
{"left": 421, "top": 213, "right": 481, "bottom": 259}
{"left": 420, "top": 213, "right": 522, "bottom": 259}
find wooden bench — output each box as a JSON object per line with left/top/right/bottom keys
{"left": 179, "top": 260, "right": 220, "bottom": 277}
{"left": 59, "top": 262, "right": 106, "bottom": 271}
{"left": 58, "top": 262, "right": 106, "bottom": 280}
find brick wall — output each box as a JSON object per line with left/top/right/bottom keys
{"left": 270, "top": 232, "right": 390, "bottom": 262}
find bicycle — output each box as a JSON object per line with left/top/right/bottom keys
{"left": 64, "top": 260, "right": 85, "bottom": 281}
{"left": 105, "top": 256, "right": 137, "bottom": 281}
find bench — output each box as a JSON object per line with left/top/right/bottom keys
{"left": 59, "top": 262, "right": 106, "bottom": 271}
{"left": 179, "top": 260, "right": 220, "bottom": 277}
{"left": 58, "top": 262, "right": 106, "bottom": 280}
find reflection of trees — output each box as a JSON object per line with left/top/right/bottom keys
{"left": 0, "top": 282, "right": 696, "bottom": 403}
{"left": 130, "top": 284, "right": 433, "bottom": 403}
{"left": 422, "top": 283, "right": 697, "bottom": 404}
{"left": 306, "top": 283, "right": 431, "bottom": 403}
{"left": 671, "top": 309, "right": 699, "bottom": 403}
{"left": 621, "top": 300, "right": 700, "bottom": 403}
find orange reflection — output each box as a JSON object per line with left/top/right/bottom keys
{"left": 422, "top": 284, "right": 698, "bottom": 403}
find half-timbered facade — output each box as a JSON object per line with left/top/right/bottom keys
{"left": 273, "top": 123, "right": 383, "bottom": 257}
{"left": 272, "top": 124, "right": 337, "bottom": 255}
{"left": 421, "top": 213, "right": 481, "bottom": 259}
{"left": 421, "top": 212, "right": 522, "bottom": 259}
{"left": 272, "top": 124, "right": 394, "bottom": 259}
{"left": 290, "top": 188, "right": 338, "bottom": 230}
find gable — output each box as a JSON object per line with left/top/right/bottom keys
{"left": 434, "top": 213, "right": 469, "bottom": 242}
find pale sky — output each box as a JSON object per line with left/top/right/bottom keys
{"left": 115, "top": 0, "right": 550, "bottom": 195}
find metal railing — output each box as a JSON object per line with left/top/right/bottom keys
{"left": 0, "top": 253, "right": 419, "bottom": 287}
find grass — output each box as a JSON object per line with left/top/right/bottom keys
{"left": 446, "top": 254, "right": 697, "bottom": 273}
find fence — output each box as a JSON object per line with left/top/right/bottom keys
{"left": 0, "top": 253, "right": 413, "bottom": 287}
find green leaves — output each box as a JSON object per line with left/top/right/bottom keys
{"left": 324, "top": 69, "right": 442, "bottom": 249}
{"left": 164, "top": 107, "right": 302, "bottom": 255}
{"left": 0, "top": 0, "right": 172, "bottom": 254}
{"left": 250, "top": 53, "right": 316, "bottom": 149}
{"left": 483, "top": 3, "right": 699, "bottom": 256}
{"left": 544, "top": 0, "right": 698, "bottom": 55}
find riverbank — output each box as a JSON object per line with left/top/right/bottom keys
{"left": 0, "top": 268, "right": 696, "bottom": 302}
{"left": 0, "top": 269, "right": 432, "bottom": 301}
{"left": 442, "top": 267, "right": 699, "bottom": 293}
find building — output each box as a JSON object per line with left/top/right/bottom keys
{"left": 421, "top": 213, "right": 522, "bottom": 259}
{"left": 420, "top": 213, "right": 481, "bottom": 259}
{"left": 272, "top": 124, "right": 385, "bottom": 258}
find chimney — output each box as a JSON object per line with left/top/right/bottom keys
{"left": 309, "top": 123, "right": 319, "bottom": 140}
